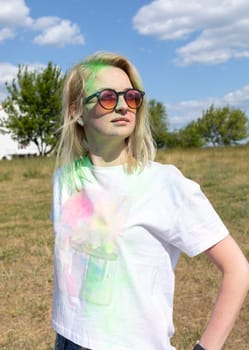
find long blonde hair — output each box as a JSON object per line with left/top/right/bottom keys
{"left": 56, "top": 51, "right": 156, "bottom": 186}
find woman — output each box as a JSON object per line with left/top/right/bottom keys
{"left": 51, "top": 51, "right": 249, "bottom": 350}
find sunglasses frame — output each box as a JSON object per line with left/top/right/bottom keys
{"left": 84, "top": 88, "right": 145, "bottom": 110}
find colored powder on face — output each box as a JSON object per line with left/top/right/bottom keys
{"left": 84, "top": 62, "right": 111, "bottom": 94}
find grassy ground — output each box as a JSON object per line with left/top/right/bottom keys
{"left": 0, "top": 146, "right": 248, "bottom": 349}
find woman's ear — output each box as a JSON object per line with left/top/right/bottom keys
{"left": 69, "top": 102, "right": 76, "bottom": 117}
{"left": 69, "top": 101, "right": 84, "bottom": 126}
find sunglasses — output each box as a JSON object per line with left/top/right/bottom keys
{"left": 84, "top": 88, "right": 145, "bottom": 110}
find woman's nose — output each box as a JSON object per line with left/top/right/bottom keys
{"left": 115, "top": 95, "right": 128, "bottom": 112}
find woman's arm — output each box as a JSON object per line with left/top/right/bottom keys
{"left": 197, "top": 235, "right": 249, "bottom": 350}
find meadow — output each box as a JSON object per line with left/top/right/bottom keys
{"left": 0, "top": 146, "right": 248, "bottom": 350}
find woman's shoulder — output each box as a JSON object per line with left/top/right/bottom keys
{"left": 147, "top": 161, "right": 184, "bottom": 179}
{"left": 148, "top": 161, "right": 200, "bottom": 197}
{"left": 52, "top": 166, "right": 73, "bottom": 197}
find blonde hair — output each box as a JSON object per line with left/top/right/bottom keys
{"left": 56, "top": 51, "right": 156, "bottom": 187}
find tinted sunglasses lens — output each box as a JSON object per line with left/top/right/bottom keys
{"left": 125, "top": 90, "right": 143, "bottom": 109}
{"left": 99, "top": 90, "right": 117, "bottom": 109}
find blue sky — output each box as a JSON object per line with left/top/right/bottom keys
{"left": 1, "top": 0, "right": 249, "bottom": 130}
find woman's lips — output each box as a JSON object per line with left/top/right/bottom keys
{"left": 111, "top": 117, "right": 130, "bottom": 123}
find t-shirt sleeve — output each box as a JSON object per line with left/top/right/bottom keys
{"left": 167, "top": 166, "right": 229, "bottom": 257}
{"left": 50, "top": 169, "right": 62, "bottom": 225}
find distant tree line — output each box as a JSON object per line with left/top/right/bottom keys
{"left": 0, "top": 62, "right": 248, "bottom": 156}
{"left": 148, "top": 100, "right": 249, "bottom": 149}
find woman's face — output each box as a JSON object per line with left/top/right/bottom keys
{"left": 83, "top": 66, "right": 137, "bottom": 145}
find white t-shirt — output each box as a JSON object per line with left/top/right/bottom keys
{"left": 51, "top": 161, "right": 229, "bottom": 350}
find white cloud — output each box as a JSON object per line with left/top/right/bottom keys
{"left": 0, "top": 0, "right": 84, "bottom": 47}
{"left": 0, "top": 0, "right": 31, "bottom": 26}
{"left": 0, "top": 27, "right": 15, "bottom": 42}
{"left": 0, "top": 0, "right": 28, "bottom": 42}
{"left": 133, "top": 0, "right": 249, "bottom": 65}
{"left": 222, "top": 85, "right": 249, "bottom": 110}
{"left": 33, "top": 18, "right": 84, "bottom": 47}
{"left": 167, "top": 85, "right": 249, "bottom": 129}
{"left": 0, "top": 62, "right": 18, "bottom": 85}
{"left": 30, "top": 16, "right": 60, "bottom": 30}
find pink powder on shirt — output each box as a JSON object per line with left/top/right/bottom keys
{"left": 61, "top": 191, "right": 94, "bottom": 229}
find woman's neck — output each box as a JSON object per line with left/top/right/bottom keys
{"left": 87, "top": 141, "right": 128, "bottom": 167}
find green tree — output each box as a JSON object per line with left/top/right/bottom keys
{"left": 164, "top": 130, "right": 181, "bottom": 148}
{"left": 178, "top": 121, "right": 205, "bottom": 148}
{"left": 148, "top": 99, "right": 168, "bottom": 148}
{"left": 165, "top": 121, "right": 204, "bottom": 149}
{"left": 197, "top": 105, "right": 249, "bottom": 146}
{"left": 1, "top": 62, "right": 64, "bottom": 155}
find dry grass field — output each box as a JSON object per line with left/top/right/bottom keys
{"left": 0, "top": 146, "right": 248, "bottom": 350}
